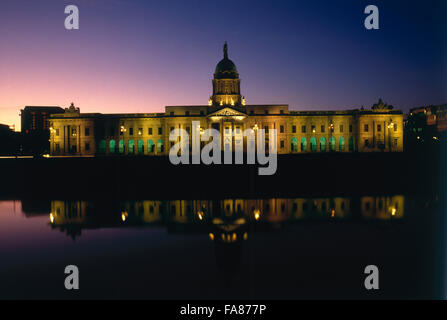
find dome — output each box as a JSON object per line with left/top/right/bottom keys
{"left": 214, "top": 42, "right": 239, "bottom": 79}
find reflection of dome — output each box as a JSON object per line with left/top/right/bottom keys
{"left": 214, "top": 42, "right": 239, "bottom": 79}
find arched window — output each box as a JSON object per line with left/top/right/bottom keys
{"left": 310, "top": 137, "right": 317, "bottom": 152}
{"left": 349, "top": 136, "right": 354, "bottom": 151}
{"left": 138, "top": 139, "right": 144, "bottom": 154}
{"left": 148, "top": 139, "right": 155, "bottom": 153}
{"left": 300, "top": 137, "right": 307, "bottom": 152}
{"left": 118, "top": 140, "right": 125, "bottom": 154}
{"left": 109, "top": 140, "right": 116, "bottom": 154}
{"left": 157, "top": 139, "right": 164, "bottom": 153}
{"left": 339, "top": 137, "right": 345, "bottom": 151}
{"left": 319, "top": 137, "right": 326, "bottom": 152}
{"left": 329, "top": 136, "right": 336, "bottom": 152}
{"left": 128, "top": 139, "right": 135, "bottom": 154}
{"left": 291, "top": 137, "right": 298, "bottom": 152}
{"left": 98, "top": 140, "right": 106, "bottom": 154}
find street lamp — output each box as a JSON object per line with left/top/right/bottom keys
{"left": 252, "top": 123, "right": 258, "bottom": 131}
{"left": 387, "top": 119, "right": 394, "bottom": 151}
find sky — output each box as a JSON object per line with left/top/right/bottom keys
{"left": 0, "top": 0, "right": 446, "bottom": 131}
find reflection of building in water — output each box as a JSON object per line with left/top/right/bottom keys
{"left": 49, "top": 43, "right": 404, "bottom": 157}
{"left": 20, "top": 199, "right": 51, "bottom": 217}
{"left": 49, "top": 196, "right": 404, "bottom": 239}
{"left": 51, "top": 200, "right": 89, "bottom": 225}
{"left": 48, "top": 197, "right": 405, "bottom": 268}
{"left": 289, "top": 197, "right": 351, "bottom": 220}
{"left": 50, "top": 200, "right": 91, "bottom": 239}
{"left": 360, "top": 195, "right": 404, "bottom": 220}
{"left": 121, "top": 200, "right": 163, "bottom": 223}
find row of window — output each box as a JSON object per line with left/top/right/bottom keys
{"left": 291, "top": 201, "right": 347, "bottom": 212}
{"left": 54, "top": 143, "right": 91, "bottom": 153}
{"left": 54, "top": 139, "right": 166, "bottom": 154}
{"left": 169, "top": 111, "right": 205, "bottom": 116}
{"left": 291, "top": 124, "right": 353, "bottom": 134}
{"left": 54, "top": 127, "right": 90, "bottom": 137}
{"left": 364, "top": 200, "right": 399, "bottom": 211}
{"left": 363, "top": 123, "right": 398, "bottom": 132}
{"left": 364, "top": 138, "right": 399, "bottom": 148}
{"left": 248, "top": 109, "right": 286, "bottom": 115}
{"left": 55, "top": 122, "right": 399, "bottom": 139}
{"left": 56, "top": 136, "right": 361, "bottom": 154}
{"left": 56, "top": 138, "right": 398, "bottom": 154}
{"left": 123, "top": 127, "right": 164, "bottom": 136}
{"left": 98, "top": 139, "right": 165, "bottom": 154}
{"left": 169, "top": 110, "right": 285, "bottom": 116}
{"left": 127, "top": 200, "right": 348, "bottom": 215}
{"left": 290, "top": 136, "right": 354, "bottom": 152}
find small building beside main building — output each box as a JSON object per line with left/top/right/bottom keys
{"left": 49, "top": 43, "right": 404, "bottom": 156}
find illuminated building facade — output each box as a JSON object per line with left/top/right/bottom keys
{"left": 49, "top": 43, "right": 404, "bottom": 156}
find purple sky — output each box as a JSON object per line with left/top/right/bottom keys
{"left": 0, "top": 0, "right": 445, "bottom": 130}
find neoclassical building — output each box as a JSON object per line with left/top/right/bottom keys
{"left": 49, "top": 43, "right": 403, "bottom": 156}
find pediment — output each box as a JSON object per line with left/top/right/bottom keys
{"left": 207, "top": 107, "right": 247, "bottom": 118}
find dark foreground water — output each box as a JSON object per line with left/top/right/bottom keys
{"left": 0, "top": 195, "right": 445, "bottom": 299}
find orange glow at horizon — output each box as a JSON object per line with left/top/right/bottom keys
{"left": 0, "top": 65, "right": 208, "bottom": 131}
